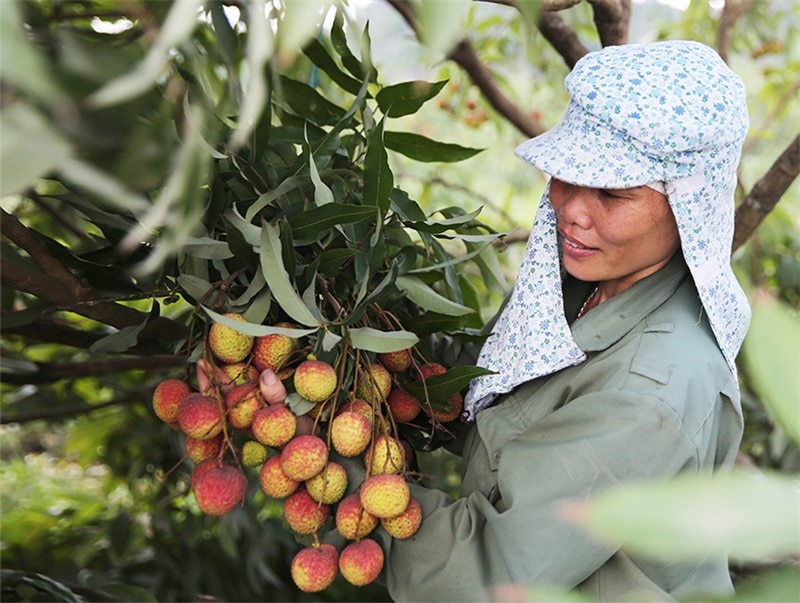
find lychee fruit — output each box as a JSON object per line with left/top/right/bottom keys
{"left": 190, "top": 458, "right": 219, "bottom": 492}
{"left": 336, "top": 398, "right": 374, "bottom": 425}
{"left": 424, "top": 392, "right": 463, "bottom": 423}
{"left": 280, "top": 434, "right": 329, "bottom": 481}
{"left": 152, "top": 378, "right": 190, "bottom": 425}
{"left": 365, "top": 434, "right": 404, "bottom": 476}
{"left": 378, "top": 348, "right": 412, "bottom": 373}
{"left": 387, "top": 388, "right": 421, "bottom": 423}
{"left": 259, "top": 454, "right": 300, "bottom": 499}
{"left": 221, "top": 362, "right": 259, "bottom": 384}
{"left": 415, "top": 361, "right": 447, "bottom": 381}
{"left": 283, "top": 487, "right": 330, "bottom": 534}
{"left": 208, "top": 313, "right": 254, "bottom": 363}
{"left": 331, "top": 411, "right": 372, "bottom": 458}
{"left": 360, "top": 474, "right": 411, "bottom": 519}
{"left": 293, "top": 359, "right": 337, "bottom": 402}
{"left": 252, "top": 404, "right": 297, "bottom": 447}
{"left": 242, "top": 440, "right": 268, "bottom": 467}
{"left": 253, "top": 332, "right": 295, "bottom": 372}
{"left": 335, "top": 492, "right": 378, "bottom": 540}
{"left": 356, "top": 362, "right": 392, "bottom": 404}
{"left": 185, "top": 433, "right": 224, "bottom": 463}
{"left": 380, "top": 496, "right": 422, "bottom": 539}
{"left": 339, "top": 538, "right": 384, "bottom": 586}
{"left": 224, "top": 382, "right": 264, "bottom": 430}
{"left": 305, "top": 461, "right": 348, "bottom": 504}
{"left": 192, "top": 462, "right": 247, "bottom": 516}
{"left": 291, "top": 543, "right": 339, "bottom": 593}
{"left": 177, "top": 393, "right": 224, "bottom": 440}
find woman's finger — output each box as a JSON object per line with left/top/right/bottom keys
{"left": 259, "top": 369, "right": 288, "bottom": 405}
{"left": 196, "top": 359, "right": 235, "bottom": 395}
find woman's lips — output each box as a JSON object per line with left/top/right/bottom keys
{"left": 561, "top": 233, "right": 598, "bottom": 258}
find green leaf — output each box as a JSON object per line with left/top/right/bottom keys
{"left": 0, "top": 105, "right": 71, "bottom": 197}
{"left": 277, "top": 75, "right": 346, "bottom": 125}
{"left": 572, "top": 470, "right": 800, "bottom": 562}
{"left": 245, "top": 176, "right": 306, "bottom": 222}
{"left": 276, "top": 0, "right": 329, "bottom": 65}
{"left": 182, "top": 237, "right": 233, "bottom": 260}
{"left": 202, "top": 306, "right": 317, "bottom": 338}
{"left": 405, "top": 365, "right": 494, "bottom": 405}
{"left": 364, "top": 117, "right": 393, "bottom": 211}
{"left": 177, "top": 274, "right": 214, "bottom": 303}
{"left": 302, "top": 37, "right": 362, "bottom": 95}
{"left": 396, "top": 276, "right": 475, "bottom": 316}
{"left": 384, "top": 131, "right": 483, "bottom": 163}
{"left": 288, "top": 203, "right": 376, "bottom": 240}
{"left": 306, "top": 135, "right": 335, "bottom": 206}
{"left": 348, "top": 327, "right": 418, "bottom": 353}
{"left": 376, "top": 80, "right": 447, "bottom": 117}
{"left": 740, "top": 292, "right": 800, "bottom": 443}
{"left": 258, "top": 220, "right": 320, "bottom": 327}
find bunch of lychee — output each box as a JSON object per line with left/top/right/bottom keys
{"left": 151, "top": 312, "right": 459, "bottom": 593}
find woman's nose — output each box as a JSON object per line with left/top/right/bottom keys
{"left": 555, "top": 184, "right": 592, "bottom": 229}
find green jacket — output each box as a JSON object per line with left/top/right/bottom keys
{"left": 348, "top": 256, "right": 744, "bottom": 602}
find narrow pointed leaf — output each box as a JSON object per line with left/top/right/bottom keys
{"left": 396, "top": 276, "right": 475, "bottom": 316}
{"left": 376, "top": 80, "right": 447, "bottom": 117}
{"left": 385, "top": 131, "right": 482, "bottom": 163}
{"left": 202, "top": 306, "right": 317, "bottom": 338}
{"left": 289, "top": 203, "right": 376, "bottom": 240}
{"left": 348, "top": 327, "right": 418, "bottom": 353}
{"left": 364, "top": 117, "right": 393, "bottom": 211}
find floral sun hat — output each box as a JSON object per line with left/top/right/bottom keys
{"left": 464, "top": 40, "right": 750, "bottom": 420}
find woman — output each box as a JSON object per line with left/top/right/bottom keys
{"left": 259, "top": 40, "right": 750, "bottom": 601}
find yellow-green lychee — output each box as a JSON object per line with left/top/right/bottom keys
{"left": 152, "top": 378, "right": 191, "bottom": 425}
{"left": 280, "top": 434, "right": 329, "bottom": 481}
{"left": 364, "top": 434, "right": 404, "bottom": 475}
{"left": 224, "top": 382, "right": 264, "bottom": 430}
{"left": 335, "top": 492, "right": 378, "bottom": 540}
{"left": 339, "top": 538, "right": 384, "bottom": 587}
{"left": 252, "top": 404, "right": 297, "bottom": 447}
{"left": 185, "top": 433, "right": 224, "bottom": 463}
{"left": 221, "top": 362, "right": 259, "bottom": 384}
{"left": 331, "top": 410, "right": 372, "bottom": 458}
{"left": 359, "top": 474, "right": 410, "bottom": 519}
{"left": 293, "top": 359, "right": 337, "bottom": 402}
{"left": 380, "top": 496, "right": 422, "bottom": 539}
{"left": 356, "top": 362, "right": 392, "bottom": 404}
{"left": 208, "top": 313, "right": 254, "bottom": 363}
{"left": 242, "top": 440, "right": 268, "bottom": 467}
{"left": 305, "top": 461, "right": 347, "bottom": 504}
{"left": 253, "top": 332, "right": 295, "bottom": 372}
{"left": 291, "top": 543, "right": 339, "bottom": 593}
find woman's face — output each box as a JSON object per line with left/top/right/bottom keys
{"left": 549, "top": 179, "right": 681, "bottom": 295}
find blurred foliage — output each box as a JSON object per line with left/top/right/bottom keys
{"left": 1, "top": 0, "right": 798, "bottom": 602}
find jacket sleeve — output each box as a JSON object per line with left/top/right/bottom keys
{"left": 374, "top": 390, "right": 699, "bottom": 602}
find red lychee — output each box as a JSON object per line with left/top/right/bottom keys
{"left": 339, "top": 538, "right": 384, "bottom": 586}
{"left": 387, "top": 388, "right": 421, "bottom": 423}
{"left": 192, "top": 462, "right": 247, "bottom": 516}
{"left": 336, "top": 398, "right": 374, "bottom": 425}
{"left": 253, "top": 331, "right": 295, "bottom": 373}
{"left": 152, "top": 378, "right": 190, "bottom": 425}
{"left": 380, "top": 496, "right": 422, "bottom": 539}
{"left": 305, "top": 461, "right": 347, "bottom": 505}
{"left": 293, "top": 359, "right": 337, "bottom": 402}
{"left": 360, "top": 473, "right": 410, "bottom": 519}
{"left": 424, "top": 392, "right": 463, "bottom": 423}
{"left": 185, "top": 433, "right": 223, "bottom": 463}
{"left": 415, "top": 361, "right": 447, "bottom": 381}
{"left": 291, "top": 543, "right": 339, "bottom": 593}
{"left": 259, "top": 454, "right": 300, "bottom": 499}
{"left": 335, "top": 492, "right": 378, "bottom": 540}
{"left": 177, "top": 393, "right": 224, "bottom": 440}
{"left": 283, "top": 487, "right": 330, "bottom": 534}
{"left": 224, "top": 382, "right": 264, "bottom": 430}
{"left": 378, "top": 348, "right": 412, "bottom": 373}
{"left": 208, "top": 313, "right": 254, "bottom": 363}
{"left": 252, "top": 404, "right": 297, "bottom": 447}
{"left": 331, "top": 411, "right": 372, "bottom": 458}
{"left": 280, "top": 434, "right": 329, "bottom": 481}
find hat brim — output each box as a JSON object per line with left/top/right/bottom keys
{"left": 515, "top": 102, "right": 670, "bottom": 190}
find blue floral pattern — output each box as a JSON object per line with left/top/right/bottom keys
{"left": 464, "top": 41, "right": 750, "bottom": 420}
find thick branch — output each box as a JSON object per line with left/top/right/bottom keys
{"left": 2, "top": 319, "right": 104, "bottom": 349}
{"left": 0, "top": 354, "right": 188, "bottom": 386}
{"left": 733, "top": 135, "right": 800, "bottom": 251}
{"left": 536, "top": 11, "right": 588, "bottom": 69}
{"left": 717, "top": 0, "right": 755, "bottom": 63}
{"left": 0, "top": 387, "right": 147, "bottom": 425}
{"left": 385, "top": 0, "right": 542, "bottom": 138}
{"left": 587, "top": 0, "right": 630, "bottom": 47}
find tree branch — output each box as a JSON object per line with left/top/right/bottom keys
{"left": 733, "top": 134, "right": 800, "bottom": 251}
{"left": 0, "top": 354, "right": 188, "bottom": 386}
{"left": 587, "top": 0, "right": 631, "bottom": 47}
{"left": 536, "top": 11, "right": 588, "bottom": 69}
{"left": 0, "top": 387, "right": 150, "bottom": 425}
{"left": 717, "top": 0, "right": 755, "bottom": 63}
